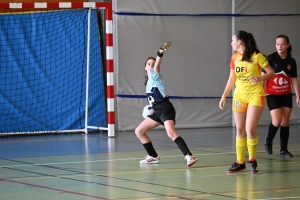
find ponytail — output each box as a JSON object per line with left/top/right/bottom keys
{"left": 235, "top": 30, "right": 260, "bottom": 61}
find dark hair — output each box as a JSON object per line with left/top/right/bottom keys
{"left": 144, "top": 57, "right": 156, "bottom": 85}
{"left": 235, "top": 30, "right": 260, "bottom": 61}
{"left": 276, "top": 34, "right": 292, "bottom": 57}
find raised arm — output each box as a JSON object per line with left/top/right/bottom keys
{"left": 154, "top": 56, "right": 162, "bottom": 73}
{"left": 154, "top": 42, "right": 172, "bottom": 73}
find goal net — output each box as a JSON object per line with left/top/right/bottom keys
{"left": 0, "top": 2, "right": 115, "bottom": 137}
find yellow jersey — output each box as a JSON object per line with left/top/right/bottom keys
{"left": 230, "top": 52, "right": 268, "bottom": 93}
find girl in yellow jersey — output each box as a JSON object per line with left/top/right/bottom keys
{"left": 219, "top": 30, "right": 275, "bottom": 174}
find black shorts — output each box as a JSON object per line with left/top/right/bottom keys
{"left": 149, "top": 98, "right": 176, "bottom": 125}
{"left": 266, "top": 94, "right": 292, "bottom": 111}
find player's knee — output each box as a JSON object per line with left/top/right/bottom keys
{"left": 281, "top": 122, "right": 289, "bottom": 127}
{"left": 166, "top": 131, "right": 178, "bottom": 140}
{"left": 246, "top": 128, "right": 257, "bottom": 137}
{"left": 235, "top": 128, "right": 246, "bottom": 137}
{"left": 135, "top": 127, "right": 144, "bottom": 137}
{"left": 272, "top": 120, "right": 282, "bottom": 127}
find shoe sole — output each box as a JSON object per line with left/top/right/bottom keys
{"left": 161, "top": 42, "right": 171, "bottom": 51}
{"left": 265, "top": 147, "right": 272, "bottom": 155}
{"left": 280, "top": 154, "right": 293, "bottom": 157}
{"left": 250, "top": 170, "right": 259, "bottom": 174}
{"left": 265, "top": 148, "right": 272, "bottom": 154}
{"left": 139, "top": 161, "right": 160, "bottom": 164}
{"left": 227, "top": 168, "right": 246, "bottom": 173}
{"left": 187, "top": 158, "right": 197, "bottom": 167}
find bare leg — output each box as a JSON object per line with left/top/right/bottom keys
{"left": 246, "top": 105, "right": 263, "bottom": 139}
{"left": 135, "top": 118, "right": 160, "bottom": 144}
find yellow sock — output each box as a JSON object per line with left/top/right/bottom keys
{"left": 236, "top": 137, "right": 247, "bottom": 164}
{"left": 247, "top": 136, "right": 258, "bottom": 160}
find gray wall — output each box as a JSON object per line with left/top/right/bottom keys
{"left": 113, "top": 0, "right": 300, "bottom": 131}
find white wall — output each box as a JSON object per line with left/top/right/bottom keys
{"left": 113, "top": 0, "right": 300, "bottom": 131}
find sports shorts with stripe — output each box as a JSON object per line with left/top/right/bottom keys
{"left": 232, "top": 91, "right": 265, "bottom": 112}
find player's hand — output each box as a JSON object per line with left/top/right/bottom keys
{"left": 249, "top": 76, "right": 261, "bottom": 84}
{"left": 219, "top": 97, "right": 226, "bottom": 110}
{"left": 296, "top": 97, "right": 300, "bottom": 108}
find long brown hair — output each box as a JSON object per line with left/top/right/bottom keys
{"left": 235, "top": 30, "right": 260, "bottom": 61}
{"left": 144, "top": 57, "right": 156, "bottom": 85}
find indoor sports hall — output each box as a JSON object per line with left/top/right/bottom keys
{"left": 1, "top": 0, "right": 300, "bottom": 199}
{"left": 1, "top": 125, "right": 300, "bottom": 200}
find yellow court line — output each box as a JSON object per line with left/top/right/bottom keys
{"left": 248, "top": 191, "right": 263, "bottom": 194}
{"left": 255, "top": 196, "right": 300, "bottom": 200}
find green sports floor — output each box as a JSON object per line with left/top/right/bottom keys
{"left": 1, "top": 125, "right": 300, "bottom": 200}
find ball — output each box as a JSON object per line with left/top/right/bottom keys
{"left": 142, "top": 105, "right": 154, "bottom": 119}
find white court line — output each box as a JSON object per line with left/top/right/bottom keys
{"left": 1, "top": 152, "right": 236, "bottom": 168}
{"left": 1, "top": 149, "right": 300, "bottom": 168}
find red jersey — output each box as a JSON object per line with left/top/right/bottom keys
{"left": 265, "top": 52, "right": 298, "bottom": 95}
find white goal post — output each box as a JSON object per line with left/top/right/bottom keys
{"left": 0, "top": 2, "right": 115, "bottom": 137}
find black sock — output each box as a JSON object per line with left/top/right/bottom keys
{"left": 143, "top": 141, "right": 158, "bottom": 157}
{"left": 280, "top": 126, "right": 290, "bottom": 151}
{"left": 174, "top": 136, "right": 192, "bottom": 156}
{"left": 266, "top": 122, "right": 279, "bottom": 142}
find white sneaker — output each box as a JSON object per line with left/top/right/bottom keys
{"left": 139, "top": 155, "right": 160, "bottom": 164}
{"left": 185, "top": 155, "right": 197, "bottom": 167}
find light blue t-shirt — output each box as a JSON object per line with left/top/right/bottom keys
{"left": 146, "top": 69, "right": 167, "bottom": 106}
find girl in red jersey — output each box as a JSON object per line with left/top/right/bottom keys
{"left": 263, "top": 35, "right": 300, "bottom": 157}
{"left": 219, "top": 30, "right": 275, "bottom": 173}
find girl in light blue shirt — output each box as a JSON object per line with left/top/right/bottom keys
{"left": 135, "top": 42, "right": 198, "bottom": 167}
